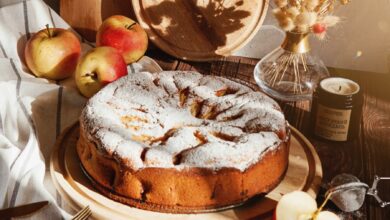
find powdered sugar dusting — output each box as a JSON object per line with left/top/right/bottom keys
{"left": 80, "top": 71, "right": 287, "bottom": 172}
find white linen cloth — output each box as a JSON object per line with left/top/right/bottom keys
{"left": 0, "top": 0, "right": 160, "bottom": 219}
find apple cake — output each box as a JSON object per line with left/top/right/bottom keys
{"left": 77, "top": 71, "right": 290, "bottom": 213}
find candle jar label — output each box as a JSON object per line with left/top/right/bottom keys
{"left": 314, "top": 104, "right": 351, "bottom": 141}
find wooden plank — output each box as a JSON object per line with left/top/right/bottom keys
{"left": 361, "top": 78, "right": 390, "bottom": 220}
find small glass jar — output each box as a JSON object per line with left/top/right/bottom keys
{"left": 311, "top": 77, "right": 363, "bottom": 142}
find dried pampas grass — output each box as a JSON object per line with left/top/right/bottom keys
{"left": 305, "top": 0, "right": 320, "bottom": 11}
{"left": 286, "top": 7, "right": 300, "bottom": 17}
{"left": 272, "top": 0, "right": 351, "bottom": 39}
{"left": 275, "top": 0, "right": 288, "bottom": 8}
{"left": 295, "top": 12, "right": 317, "bottom": 27}
{"left": 322, "top": 15, "right": 340, "bottom": 27}
{"left": 280, "top": 18, "right": 296, "bottom": 31}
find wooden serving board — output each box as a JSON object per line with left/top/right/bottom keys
{"left": 131, "top": 0, "right": 268, "bottom": 61}
{"left": 60, "top": 0, "right": 136, "bottom": 41}
{"left": 50, "top": 123, "right": 322, "bottom": 220}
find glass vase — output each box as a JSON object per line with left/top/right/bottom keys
{"left": 254, "top": 32, "right": 329, "bottom": 101}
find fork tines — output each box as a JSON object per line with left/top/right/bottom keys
{"left": 71, "top": 205, "right": 92, "bottom": 220}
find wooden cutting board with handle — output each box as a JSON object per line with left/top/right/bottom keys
{"left": 132, "top": 0, "right": 268, "bottom": 60}
{"left": 60, "top": 0, "right": 268, "bottom": 61}
{"left": 60, "top": 0, "right": 136, "bottom": 41}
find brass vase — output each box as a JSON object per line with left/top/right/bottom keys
{"left": 254, "top": 32, "right": 329, "bottom": 101}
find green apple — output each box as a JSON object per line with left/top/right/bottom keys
{"left": 274, "top": 191, "right": 340, "bottom": 220}
{"left": 316, "top": 211, "right": 340, "bottom": 220}
{"left": 275, "top": 191, "right": 317, "bottom": 220}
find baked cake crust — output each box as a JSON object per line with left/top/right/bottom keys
{"left": 77, "top": 71, "right": 290, "bottom": 212}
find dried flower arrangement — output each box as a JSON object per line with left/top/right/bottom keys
{"left": 272, "top": 0, "right": 351, "bottom": 39}
{"left": 254, "top": 0, "right": 354, "bottom": 100}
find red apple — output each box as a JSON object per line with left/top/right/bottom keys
{"left": 25, "top": 25, "right": 81, "bottom": 80}
{"left": 96, "top": 15, "right": 148, "bottom": 64}
{"left": 75, "top": 47, "right": 128, "bottom": 98}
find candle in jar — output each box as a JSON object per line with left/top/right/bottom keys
{"left": 320, "top": 77, "right": 360, "bottom": 95}
{"left": 311, "top": 77, "right": 362, "bottom": 142}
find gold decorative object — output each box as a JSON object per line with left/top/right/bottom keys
{"left": 281, "top": 32, "right": 310, "bottom": 53}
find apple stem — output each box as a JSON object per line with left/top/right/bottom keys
{"left": 312, "top": 192, "right": 333, "bottom": 219}
{"left": 125, "top": 23, "right": 136, "bottom": 30}
{"left": 45, "top": 24, "right": 51, "bottom": 38}
{"left": 85, "top": 72, "right": 98, "bottom": 80}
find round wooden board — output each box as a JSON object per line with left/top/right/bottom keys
{"left": 131, "top": 0, "right": 268, "bottom": 61}
{"left": 50, "top": 123, "right": 322, "bottom": 220}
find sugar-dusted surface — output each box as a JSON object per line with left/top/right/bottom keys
{"left": 80, "top": 71, "right": 287, "bottom": 171}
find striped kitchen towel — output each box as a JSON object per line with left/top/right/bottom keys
{"left": 0, "top": 0, "right": 161, "bottom": 219}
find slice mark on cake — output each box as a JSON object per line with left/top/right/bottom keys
{"left": 211, "top": 131, "right": 237, "bottom": 142}
{"left": 215, "top": 87, "right": 239, "bottom": 97}
{"left": 172, "top": 130, "right": 208, "bottom": 166}
{"left": 179, "top": 87, "right": 190, "bottom": 107}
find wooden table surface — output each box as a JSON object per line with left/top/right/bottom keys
{"left": 147, "top": 49, "right": 390, "bottom": 220}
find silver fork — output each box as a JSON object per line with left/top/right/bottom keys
{"left": 71, "top": 205, "right": 92, "bottom": 220}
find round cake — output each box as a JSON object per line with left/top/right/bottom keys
{"left": 77, "top": 71, "right": 290, "bottom": 213}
